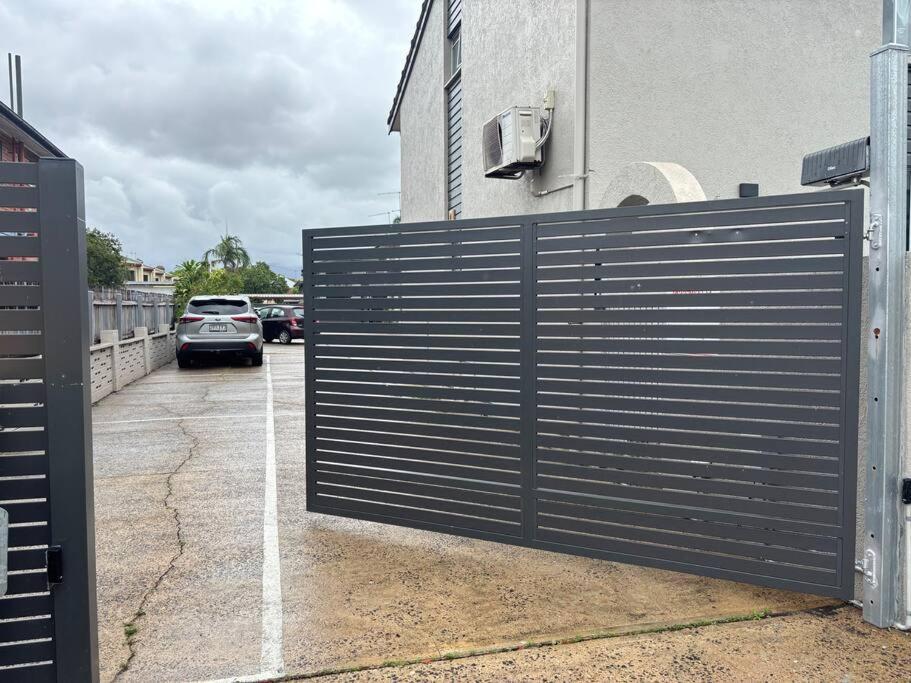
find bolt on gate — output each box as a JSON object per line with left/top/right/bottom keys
{"left": 0, "top": 159, "right": 98, "bottom": 681}
{"left": 303, "top": 191, "right": 863, "bottom": 599}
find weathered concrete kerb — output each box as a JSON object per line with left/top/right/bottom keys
{"left": 91, "top": 344, "right": 907, "bottom": 682}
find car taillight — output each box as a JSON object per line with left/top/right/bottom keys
{"left": 179, "top": 315, "right": 204, "bottom": 323}
{"left": 231, "top": 315, "right": 259, "bottom": 323}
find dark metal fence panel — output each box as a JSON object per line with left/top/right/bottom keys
{"left": 303, "top": 190, "right": 863, "bottom": 599}
{"left": 0, "top": 159, "right": 98, "bottom": 681}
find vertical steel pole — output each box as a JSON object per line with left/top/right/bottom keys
{"left": 865, "top": 0, "right": 909, "bottom": 628}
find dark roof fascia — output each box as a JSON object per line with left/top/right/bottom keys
{"left": 386, "top": 0, "right": 434, "bottom": 133}
{"left": 0, "top": 100, "right": 66, "bottom": 158}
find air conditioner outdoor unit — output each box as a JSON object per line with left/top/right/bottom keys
{"left": 482, "top": 106, "right": 544, "bottom": 179}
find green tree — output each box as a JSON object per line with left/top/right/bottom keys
{"left": 240, "top": 261, "right": 288, "bottom": 294}
{"left": 203, "top": 234, "right": 251, "bottom": 271}
{"left": 86, "top": 228, "right": 128, "bottom": 289}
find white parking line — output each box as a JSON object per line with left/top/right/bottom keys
{"left": 260, "top": 355, "right": 285, "bottom": 677}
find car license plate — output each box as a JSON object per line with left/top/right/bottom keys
{"left": 208, "top": 324, "right": 228, "bottom": 332}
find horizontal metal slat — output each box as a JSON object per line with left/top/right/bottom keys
{"left": 311, "top": 225, "right": 521, "bottom": 250}
{"left": 537, "top": 307, "right": 842, "bottom": 324}
{"left": 537, "top": 460, "right": 837, "bottom": 507}
{"left": 536, "top": 255, "right": 844, "bottom": 282}
{"left": 7, "top": 548, "right": 49, "bottom": 572}
{"left": 536, "top": 290, "right": 843, "bottom": 309}
{"left": 0, "top": 406, "right": 46, "bottom": 428}
{"left": 536, "top": 432, "right": 838, "bottom": 474}
{"left": 536, "top": 447, "right": 837, "bottom": 490}
{"left": 317, "top": 467, "right": 521, "bottom": 513}
{"left": 0, "top": 186, "right": 39, "bottom": 209}
{"left": 0, "top": 358, "right": 43, "bottom": 380}
{"left": 312, "top": 334, "right": 521, "bottom": 350}
{"left": 316, "top": 423, "right": 520, "bottom": 458}
{"left": 316, "top": 458, "right": 518, "bottom": 496}
{"left": 0, "top": 637, "right": 54, "bottom": 668}
{"left": 313, "top": 309, "right": 521, "bottom": 323}
{"left": 0, "top": 593, "right": 51, "bottom": 619}
{"left": 0, "top": 430, "right": 46, "bottom": 453}
{"left": 534, "top": 527, "right": 835, "bottom": 587}
{"left": 5, "top": 570, "right": 49, "bottom": 595}
{"left": 314, "top": 296, "right": 520, "bottom": 310}
{"left": 536, "top": 391, "right": 837, "bottom": 423}
{"left": 537, "top": 351, "right": 841, "bottom": 374}
{"left": 0, "top": 455, "right": 47, "bottom": 480}
{"left": 536, "top": 421, "right": 837, "bottom": 458}
{"left": 0, "top": 614, "right": 52, "bottom": 643}
{"left": 0, "top": 161, "right": 39, "bottom": 184}
{"left": 317, "top": 482, "right": 521, "bottom": 523}
{"left": 0, "top": 259, "right": 40, "bottom": 283}
{"left": 316, "top": 402, "right": 518, "bottom": 432}
{"left": 0, "top": 285, "right": 41, "bottom": 306}
{"left": 0, "top": 209, "right": 39, "bottom": 232}
{"left": 535, "top": 202, "right": 847, "bottom": 238}
{"left": 0, "top": 477, "right": 48, "bottom": 501}
{"left": 535, "top": 322, "right": 843, "bottom": 341}
{"left": 537, "top": 403, "right": 838, "bottom": 440}
{"left": 313, "top": 268, "right": 522, "bottom": 286}
{"left": 316, "top": 380, "right": 520, "bottom": 405}
{"left": 0, "top": 309, "right": 43, "bottom": 331}
{"left": 536, "top": 473, "right": 838, "bottom": 525}
{"left": 314, "top": 368, "right": 522, "bottom": 391}
{"left": 0, "top": 382, "right": 44, "bottom": 404}
{"left": 535, "top": 272, "right": 845, "bottom": 296}
{"left": 4, "top": 502, "right": 49, "bottom": 525}
{"left": 537, "top": 498, "right": 836, "bottom": 553}
{"left": 313, "top": 391, "right": 521, "bottom": 418}
{"left": 9, "top": 523, "right": 49, "bottom": 546}
{"left": 315, "top": 357, "right": 520, "bottom": 378}
{"left": 316, "top": 239, "right": 520, "bottom": 262}
{"left": 312, "top": 254, "right": 521, "bottom": 275}
{"left": 536, "top": 364, "right": 842, "bottom": 392}
{"left": 314, "top": 494, "right": 521, "bottom": 538}
{"left": 314, "top": 345, "right": 520, "bottom": 363}
{"left": 315, "top": 445, "right": 520, "bottom": 483}
{"left": 0, "top": 236, "right": 40, "bottom": 258}
{"left": 314, "top": 283, "right": 521, "bottom": 299}
{"left": 536, "top": 336, "right": 841, "bottom": 358}
{"left": 536, "top": 238, "right": 845, "bottom": 268}
{"left": 537, "top": 506, "right": 834, "bottom": 568}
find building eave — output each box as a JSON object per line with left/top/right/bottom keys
{"left": 387, "top": 0, "right": 434, "bottom": 134}
{"left": 0, "top": 101, "right": 66, "bottom": 158}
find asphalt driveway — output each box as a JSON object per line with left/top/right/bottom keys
{"left": 91, "top": 343, "right": 906, "bottom": 682}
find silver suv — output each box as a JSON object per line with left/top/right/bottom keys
{"left": 176, "top": 295, "right": 263, "bottom": 368}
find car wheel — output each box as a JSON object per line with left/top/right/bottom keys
{"left": 252, "top": 351, "right": 264, "bottom": 367}
{"left": 177, "top": 352, "right": 192, "bottom": 369}
{"left": 278, "top": 329, "right": 292, "bottom": 344}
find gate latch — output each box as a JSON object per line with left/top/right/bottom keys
{"left": 866, "top": 213, "right": 882, "bottom": 249}
{"left": 46, "top": 546, "right": 63, "bottom": 585}
{"left": 902, "top": 478, "right": 911, "bottom": 505}
{"left": 855, "top": 549, "right": 877, "bottom": 587}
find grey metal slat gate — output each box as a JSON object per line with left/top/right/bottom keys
{"left": 0, "top": 159, "right": 98, "bottom": 681}
{"left": 303, "top": 190, "right": 862, "bottom": 599}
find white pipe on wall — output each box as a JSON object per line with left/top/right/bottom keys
{"left": 572, "top": 0, "right": 588, "bottom": 211}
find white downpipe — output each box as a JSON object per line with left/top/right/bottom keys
{"left": 572, "top": 0, "right": 588, "bottom": 211}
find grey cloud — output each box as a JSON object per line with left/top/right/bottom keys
{"left": 1, "top": 0, "right": 419, "bottom": 277}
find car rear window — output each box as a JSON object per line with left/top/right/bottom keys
{"left": 187, "top": 299, "right": 249, "bottom": 315}
{"left": 292, "top": 308, "right": 304, "bottom": 317}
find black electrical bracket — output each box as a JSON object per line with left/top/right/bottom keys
{"left": 46, "top": 545, "right": 63, "bottom": 585}
{"left": 902, "top": 478, "right": 911, "bottom": 505}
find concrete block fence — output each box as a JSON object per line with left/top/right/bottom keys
{"left": 89, "top": 324, "right": 176, "bottom": 403}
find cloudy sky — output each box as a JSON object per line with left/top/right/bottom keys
{"left": 1, "top": 0, "right": 420, "bottom": 278}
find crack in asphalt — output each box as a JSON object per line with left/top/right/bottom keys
{"left": 112, "top": 415, "right": 201, "bottom": 682}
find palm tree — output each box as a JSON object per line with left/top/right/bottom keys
{"left": 203, "top": 234, "right": 251, "bottom": 272}
{"left": 173, "top": 259, "right": 208, "bottom": 281}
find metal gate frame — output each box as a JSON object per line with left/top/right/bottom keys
{"left": 0, "top": 158, "right": 98, "bottom": 681}
{"left": 303, "top": 190, "right": 863, "bottom": 600}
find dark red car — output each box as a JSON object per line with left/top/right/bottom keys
{"left": 257, "top": 305, "right": 304, "bottom": 344}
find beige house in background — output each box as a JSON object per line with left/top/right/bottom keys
{"left": 388, "top": 0, "right": 879, "bottom": 222}
{"left": 124, "top": 257, "right": 174, "bottom": 285}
